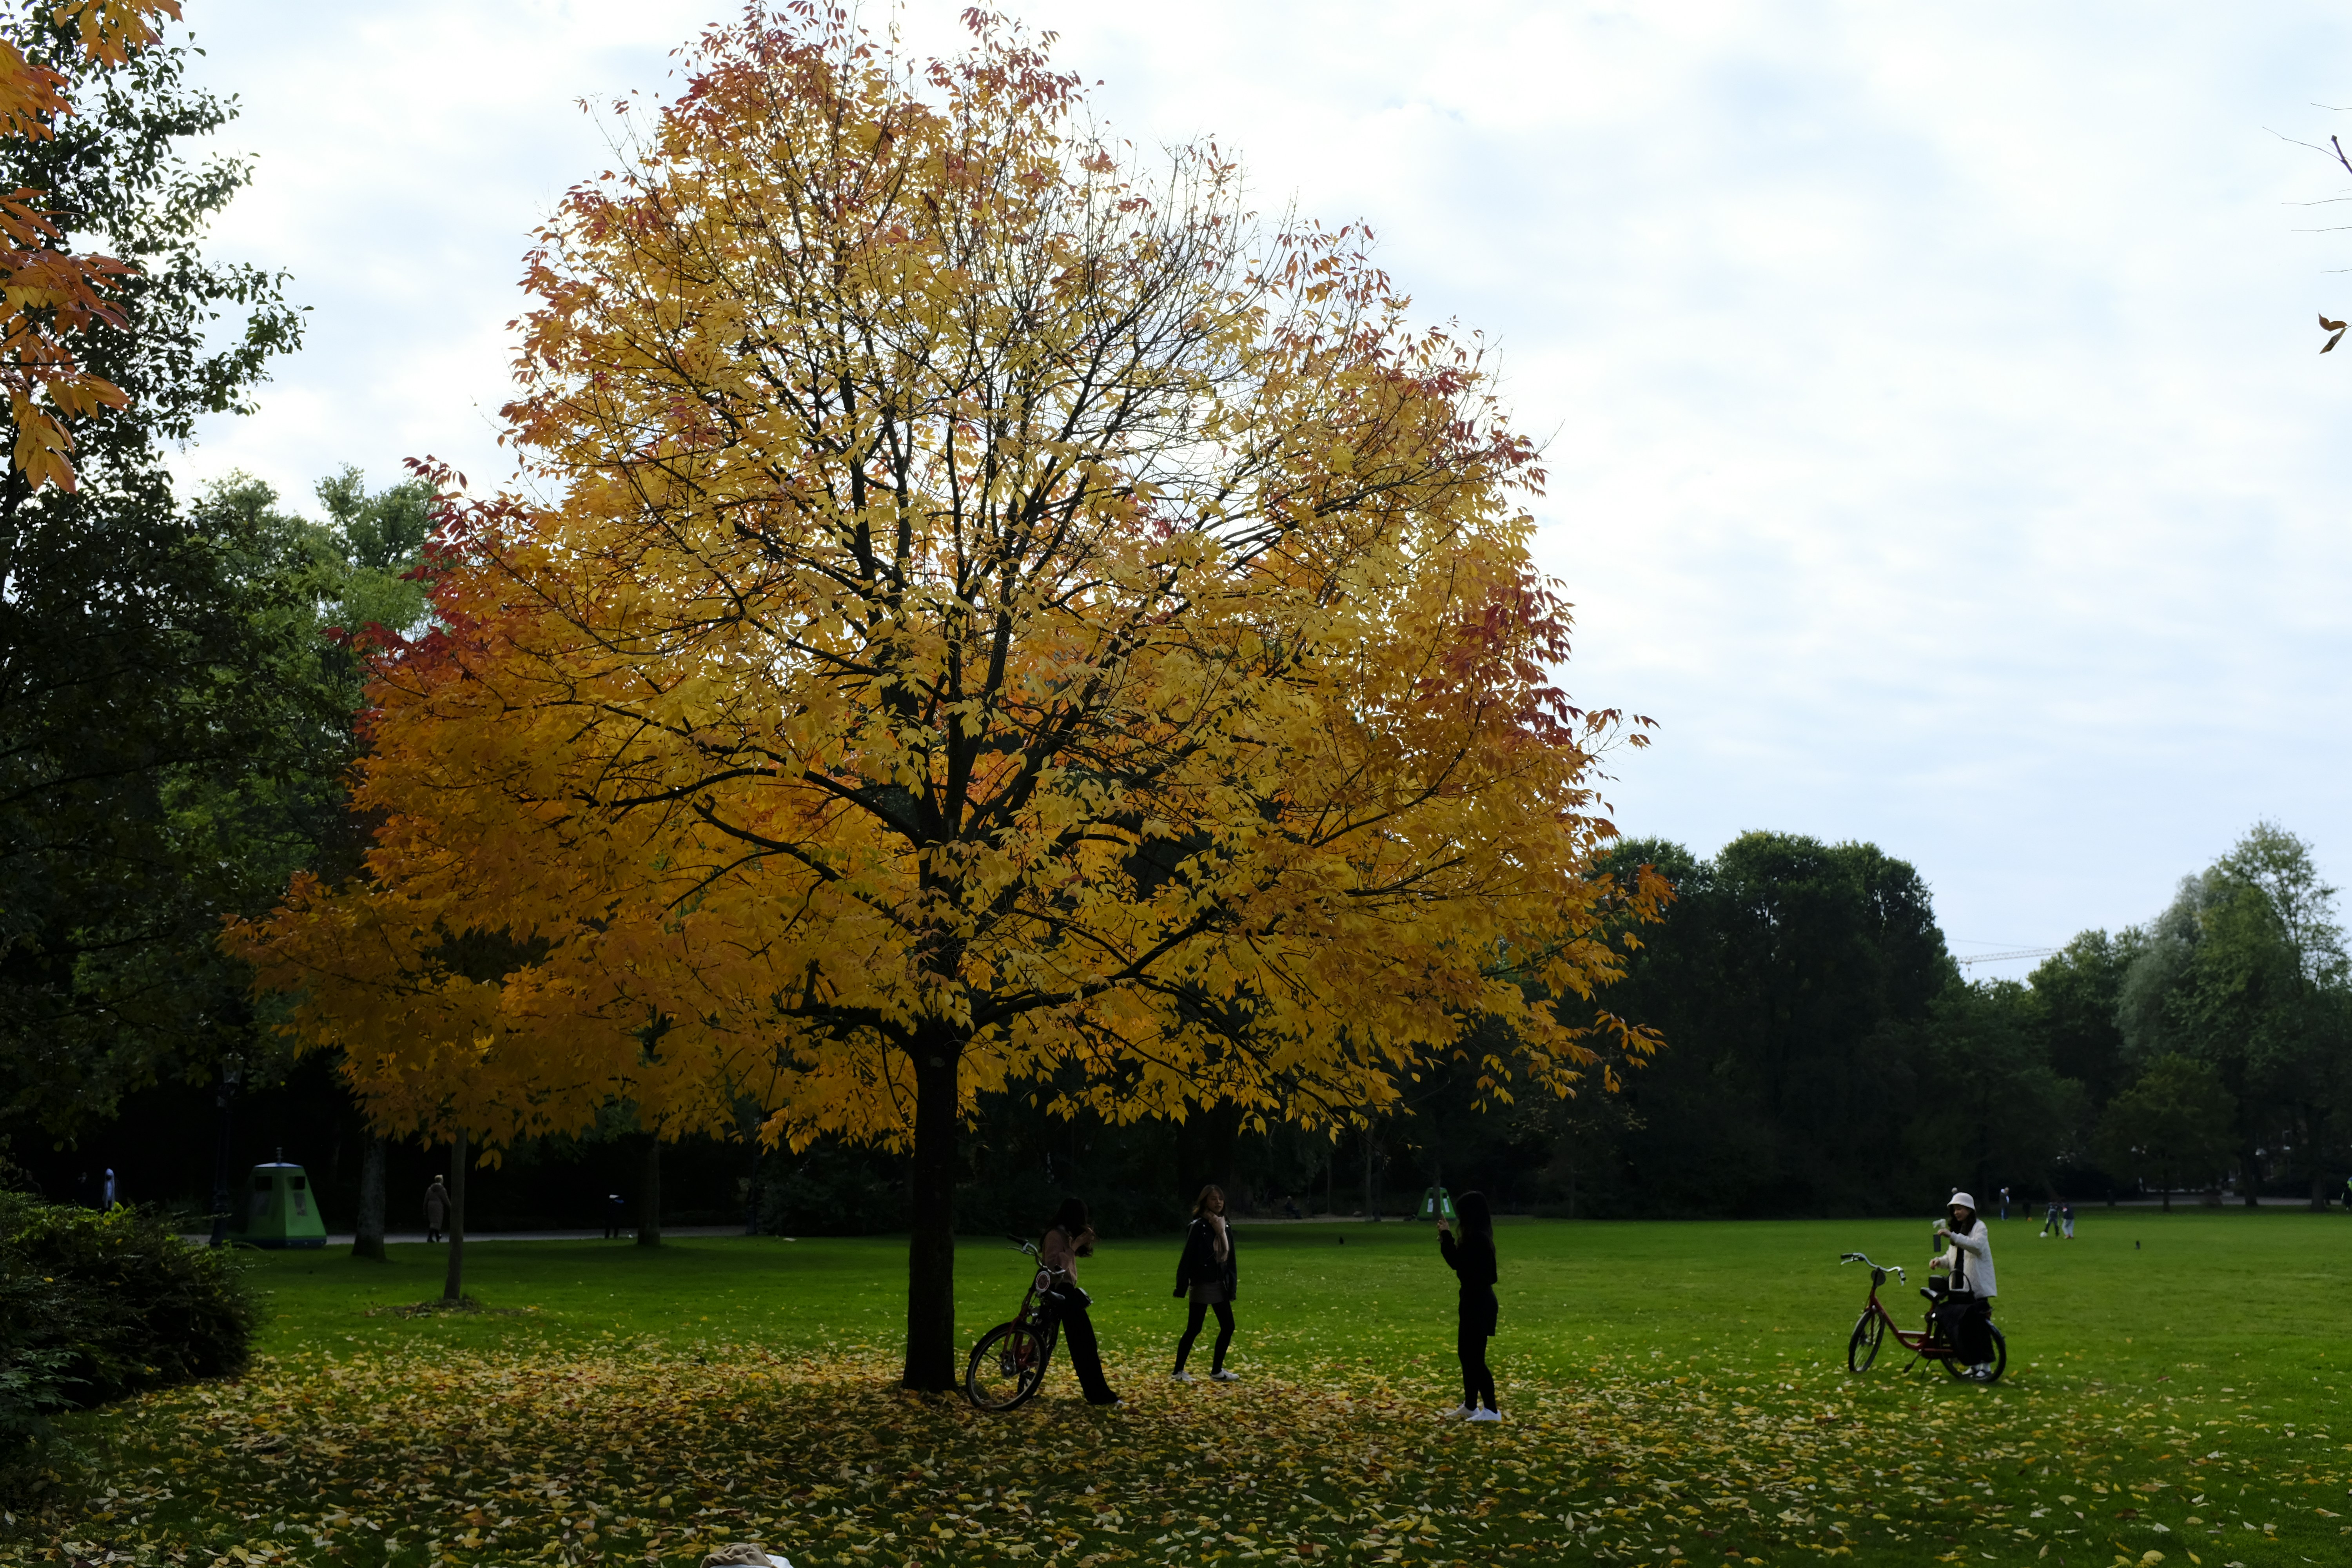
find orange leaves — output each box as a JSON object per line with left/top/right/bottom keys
{"left": 53, "top": 0, "right": 181, "bottom": 69}
{"left": 0, "top": 0, "right": 172, "bottom": 491}
{"left": 234, "top": 7, "right": 1662, "bottom": 1173}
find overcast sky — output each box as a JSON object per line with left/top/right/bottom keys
{"left": 163, "top": 2, "right": 2352, "bottom": 962}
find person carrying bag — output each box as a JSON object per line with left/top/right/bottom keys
{"left": 1170, "top": 1184, "right": 1241, "bottom": 1383}
{"left": 1930, "top": 1191, "right": 2000, "bottom": 1382}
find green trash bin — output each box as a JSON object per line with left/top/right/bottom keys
{"left": 1417, "top": 1186, "right": 1455, "bottom": 1223}
{"left": 236, "top": 1156, "right": 327, "bottom": 1249}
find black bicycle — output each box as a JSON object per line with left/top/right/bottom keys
{"left": 964, "top": 1237, "right": 1074, "bottom": 1411}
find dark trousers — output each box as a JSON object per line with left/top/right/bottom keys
{"left": 1457, "top": 1321, "right": 1497, "bottom": 1410}
{"left": 1058, "top": 1299, "right": 1120, "bottom": 1405}
{"left": 1934, "top": 1294, "right": 1993, "bottom": 1364}
{"left": 1174, "top": 1299, "right": 1235, "bottom": 1373}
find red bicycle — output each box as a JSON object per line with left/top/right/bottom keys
{"left": 964, "top": 1237, "right": 1073, "bottom": 1411}
{"left": 1838, "top": 1252, "right": 2007, "bottom": 1383}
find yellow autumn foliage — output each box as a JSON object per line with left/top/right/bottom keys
{"left": 225, "top": 7, "right": 1666, "bottom": 1385}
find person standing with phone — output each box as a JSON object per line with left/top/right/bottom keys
{"left": 1438, "top": 1191, "right": 1502, "bottom": 1423}
{"left": 1930, "top": 1192, "right": 2000, "bottom": 1381}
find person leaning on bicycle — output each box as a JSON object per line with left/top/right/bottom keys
{"left": 1928, "top": 1191, "right": 2000, "bottom": 1382}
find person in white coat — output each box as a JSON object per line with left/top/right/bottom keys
{"left": 1930, "top": 1191, "right": 1998, "bottom": 1380}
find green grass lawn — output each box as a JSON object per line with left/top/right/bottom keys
{"left": 8, "top": 1209, "right": 2347, "bottom": 1568}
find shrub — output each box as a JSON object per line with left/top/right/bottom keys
{"left": 0, "top": 1180, "right": 258, "bottom": 1494}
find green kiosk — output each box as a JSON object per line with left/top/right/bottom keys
{"left": 236, "top": 1150, "right": 327, "bottom": 1249}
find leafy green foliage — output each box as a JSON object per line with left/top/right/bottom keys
{"left": 0, "top": 1176, "right": 256, "bottom": 1496}
{"left": 0, "top": 3, "right": 305, "bottom": 1134}
{"left": 2110, "top": 822, "right": 2352, "bottom": 1202}
{"left": 1564, "top": 831, "right": 1973, "bottom": 1213}
{"left": 2094, "top": 1054, "right": 2238, "bottom": 1207}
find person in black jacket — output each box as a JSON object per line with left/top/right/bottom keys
{"left": 1438, "top": 1191, "right": 1501, "bottom": 1422}
{"left": 1171, "top": 1183, "right": 1241, "bottom": 1383}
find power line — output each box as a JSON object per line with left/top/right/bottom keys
{"left": 1955, "top": 947, "right": 2061, "bottom": 967}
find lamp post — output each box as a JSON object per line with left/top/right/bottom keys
{"left": 207, "top": 1055, "right": 242, "bottom": 1247}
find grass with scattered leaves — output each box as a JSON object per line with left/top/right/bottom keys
{"left": 5, "top": 1207, "right": 2347, "bottom": 1566}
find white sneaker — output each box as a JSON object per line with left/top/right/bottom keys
{"left": 1169, "top": 1370, "right": 1195, "bottom": 1383}
{"left": 1209, "top": 1370, "right": 1240, "bottom": 1382}
{"left": 1468, "top": 1408, "right": 1503, "bottom": 1423}
{"left": 1439, "top": 1404, "right": 1473, "bottom": 1420}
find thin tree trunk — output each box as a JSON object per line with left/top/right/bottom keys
{"left": 352, "top": 1136, "right": 387, "bottom": 1261}
{"left": 442, "top": 1130, "right": 468, "bottom": 1303}
{"left": 637, "top": 1138, "right": 662, "bottom": 1247}
{"left": 902, "top": 1036, "right": 960, "bottom": 1391}
{"left": 2242, "top": 1146, "right": 2261, "bottom": 1207}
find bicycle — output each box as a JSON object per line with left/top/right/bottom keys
{"left": 1838, "top": 1252, "right": 2007, "bottom": 1383}
{"left": 964, "top": 1236, "right": 1075, "bottom": 1411}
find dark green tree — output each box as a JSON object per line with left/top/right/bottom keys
{"left": 2117, "top": 824, "right": 2351, "bottom": 1206}
{"left": 1901, "top": 979, "right": 2087, "bottom": 1203}
{"left": 1578, "top": 833, "right": 1954, "bottom": 1214}
{"left": 0, "top": 6, "right": 306, "bottom": 1136}
{"left": 2094, "top": 1055, "right": 2238, "bottom": 1210}
{"left": 2023, "top": 929, "right": 2142, "bottom": 1107}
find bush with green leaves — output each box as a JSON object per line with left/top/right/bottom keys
{"left": 0, "top": 1182, "right": 257, "bottom": 1493}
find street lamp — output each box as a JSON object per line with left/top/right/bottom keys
{"left": 207, "top": 1055, "right": 242, "bottom": 1247}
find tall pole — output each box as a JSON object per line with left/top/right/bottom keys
{"left": 207, "top": 1057, "right": 242, "bottom": 1248}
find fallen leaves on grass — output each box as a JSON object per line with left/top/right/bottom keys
{"left": 3, "top": 1343, "right": 2344, "bottom": 1567}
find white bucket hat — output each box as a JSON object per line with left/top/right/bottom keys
{"left": 1948, "top": 1191, "right": 1978, "bottom": 1212}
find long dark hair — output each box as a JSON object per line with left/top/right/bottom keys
{"left": 1191, "top": 1184, "right": 1225, "bottom": 1220}
{"left": 1049, "top": 1196, "right": 1092, "bottom": 1255}
{"left": 1947, "top": 1201, "right": 1979, "bottom": 1236}
{"left": 1455, "top": 1190, "right": 1494, "bottom": 1244}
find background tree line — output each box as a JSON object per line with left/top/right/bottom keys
{"left": 38, "top": 819, "right": 2344, "bottom": 1237}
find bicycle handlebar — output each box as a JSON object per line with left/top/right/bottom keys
{"left": 1839, "top": 1252, "right": 1907, "bottom": 1284}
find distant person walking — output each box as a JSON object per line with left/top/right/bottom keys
{"left": 604, "top": 1193, "right": 626, "bottom": 1240}
{"left": 2039, "top": 1200, "right": 2059, "bottom": 1238}
{"left": 101, "top": 1168, "right": 118, "bottom": 1209}
{"left": 1438, "top": 1191, "right": 1503, "bottom": 1423}
{"left": 1998, "top": 1185, "right": 2010, "bottom": 1221}
{"left": 1171, "top": 1184, "right": 1241, "bottom": 1383}
{"left": 1041, "top": 1197, "right": 1121, "bottom": 1407}
{"left": 2060, "top": 1201, "right": 2075, "bottom": 1240}
{"left": 424, "top": 1176, "right": 450, "bottom": 1244}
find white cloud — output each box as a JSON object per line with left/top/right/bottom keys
{"left": 168, "top": 0, "right": 2352, "bottom": 954}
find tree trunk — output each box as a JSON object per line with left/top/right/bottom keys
{"left": 637, "top": 1138, "right": 663, "bottom": 1247}
{"left": 902, "top": 1037, "right": 960, "bottom": 1391}
{"left": 351, "top": 1136, "right": 387, "bottom": 1261}
{"left": 2161, "top": 1164, "right": 2171, "bottom": 1214}
{"left": 2312, "top": 1169, "right": 2328, "bottom": 1213}
{"left": 442, "top": 1130, "right": 468, "bottom": 1303}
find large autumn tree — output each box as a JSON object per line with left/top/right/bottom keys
{"left": 230, "top": 7, "right": 1665, "bottom": 1388}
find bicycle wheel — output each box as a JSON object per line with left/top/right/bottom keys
{"left": 1846, "top": 1309, "right": 1886, "bottom": 1373}
{"left": 965, "top": 1321, "right": 1051, "bottom": 1411}
{"left": 1941, "top": 1321, "right": 2008, "bottom": 1384}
